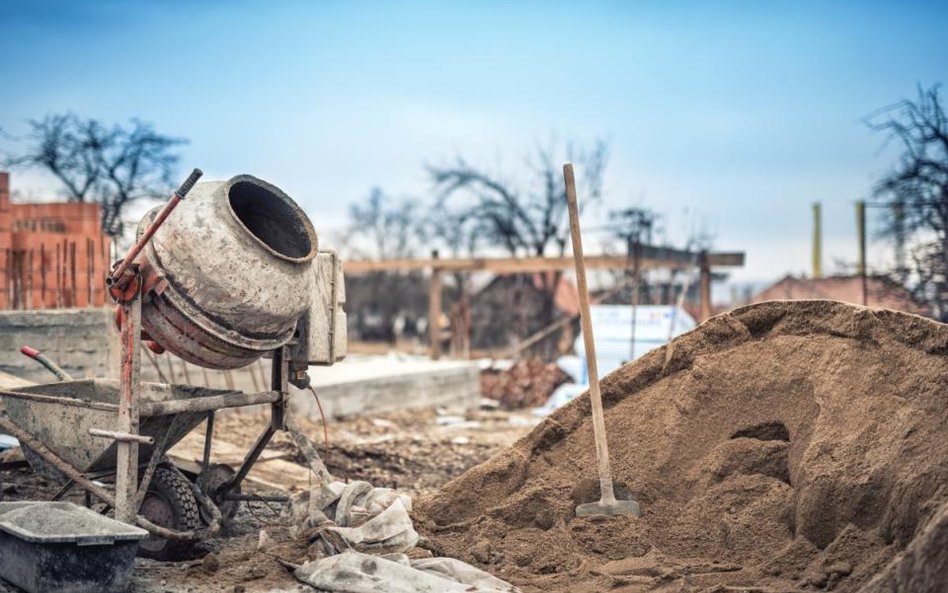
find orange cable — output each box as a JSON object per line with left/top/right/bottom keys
{"left": 308, "top": 385, "right": 330, "bottom": 456}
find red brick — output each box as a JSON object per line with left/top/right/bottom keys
{"left": 0, "top": 172, "right": 111, "bottom": 309}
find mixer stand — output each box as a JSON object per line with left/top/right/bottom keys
{"left": 0, "top": 168, "right": 313, "bottom": 559}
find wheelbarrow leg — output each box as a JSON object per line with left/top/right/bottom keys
{"left": 134, "top": 418, "right": 179, "bottom": 509}
{"left": 229, "top": 425, "right": 275, "bottom": 494}
{"left": 202, "top": 411, "right": 215, "bottom": 475}
{"left": 52, "top": 479, "right": 75, "bottom": 501}
{"left": 115, "top": 279, "right": 143, "bottom": 523}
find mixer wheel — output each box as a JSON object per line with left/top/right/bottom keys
{"left": 137, "top": 465, "right": 201, "bottom": 560}
{"left": 198, "top": 463, "right": 240, "bottom": 524}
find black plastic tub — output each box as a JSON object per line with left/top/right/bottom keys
{"left": 0, "top": 501, "right": 147, "bottom": 593}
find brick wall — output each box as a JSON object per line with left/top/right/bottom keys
{"left": 0, "top": 172, "right": 112, "bottom": 309}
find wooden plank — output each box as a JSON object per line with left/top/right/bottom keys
{"left": 168, "top": 431, "right": 311, "bottom": 492}
{"left": 429, "top": 265, "right": 442, "bottom": 360}
{"left": 344, "top": 249, "right": 745, "bottom": 275}
{"left": 706, "top": 252, "right": 745, "bottom": 266}
{"left": 700, "top": 251, "right": 713, "bottom": 322}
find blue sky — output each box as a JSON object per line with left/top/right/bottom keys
{"left": 1, "top": 0, "right": 946, "bottom": 282}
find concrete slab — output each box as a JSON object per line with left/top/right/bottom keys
{"left": 0, "top": 308, "right": 482, "bottom": 420}
{"left": 294, "top": 355, "right": 481, "bottom": 419}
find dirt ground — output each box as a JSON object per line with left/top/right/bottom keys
{"left": 1, "top": 300, "right": 945, "bottom": 593}
{"left": 0, "top": 404, "right": 535, "bottom": 593}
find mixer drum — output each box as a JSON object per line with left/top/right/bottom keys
{"left": 139, "top": 175, "right": 318, "bottom": 369}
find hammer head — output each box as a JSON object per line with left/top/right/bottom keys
{"left": 575, "top": 498, "right": 641, "bottom": 518}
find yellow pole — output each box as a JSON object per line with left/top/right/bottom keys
{"left": 812, "top": 202, "right": 822, "bottom": 279}
{"left": 856, "top": 201, "right": 867, "bottom": 305}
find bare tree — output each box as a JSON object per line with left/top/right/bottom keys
{"left": 4, "top": 114, "right": 185, "bottom": 235}
{"left": 341, "top": 188, "right": 427, "bottom": 342}
{"left": 866, "top": 84, "right": 948, "bottom": 320}
{"left": 428, "top": 139, "right": 608, "bottom": 257}
{"left": 428, "top": 139, "right": 609, "bottom": 357}
{"left": 343, "top": 187, "right": 420, "bottom": 259}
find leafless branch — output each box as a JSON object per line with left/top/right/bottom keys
{"left": 3, "top": 114, "right": 185, "bottom": 236}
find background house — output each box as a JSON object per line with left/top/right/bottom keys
{"left": 750, "top": 274, "right": 929, "bottom": 317}
{"left": 469, "top": 273, "right": 579, "bottom": 358}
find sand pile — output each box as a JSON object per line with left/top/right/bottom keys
{"left": 417, "top": 300, "right": 948, "bottom": 592}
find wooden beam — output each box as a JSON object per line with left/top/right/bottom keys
{"left": 699, "top": 251, "right": 712, "bottom": 322}
{"left": 706, "top": 252, "right": 745, "bottom": 267}
{"left": 345, "top": 248, "right": 745, "bottom": 275}
{"left": 429, "top": 253, "right": 442, "bottom": 360}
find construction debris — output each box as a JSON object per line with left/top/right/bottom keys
{"left": 294, "top": 552, "right": 519, "bottom": 593}
{"left": 1, "top": 300, "right": 945, "bottom": 593}
{"left": 480, "top": 357, "right": 568, "bottom": 409}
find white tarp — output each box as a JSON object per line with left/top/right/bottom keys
{"left": 533, "top": 305, "right": 695, "bottom": 417}
{"left": 295, "top": 552, "right": 519, "bottom": 593}
{"left": 573, "top": 304, "right": 696, "bottom": 381}
{"left": 283, "top": 480, "right": 520, "bottom": 593}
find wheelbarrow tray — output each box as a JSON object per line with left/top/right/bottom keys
{"left": 4, "top": 379, "right": 232, "bottom": 480}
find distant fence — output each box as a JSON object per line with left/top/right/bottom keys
{"left": 1, "top": 237, "right": 111, "bottom": 310}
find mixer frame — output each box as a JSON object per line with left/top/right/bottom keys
{"left": 0, "top": 168, "right": 302, "bottom": 555}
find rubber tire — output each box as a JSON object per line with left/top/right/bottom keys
{"left": 197, "top": 463, "right": 240, "bottom": 524}
{"left": 137, "top": 465, "right": 201, "bottom": 560}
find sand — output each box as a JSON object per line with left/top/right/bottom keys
{"left": 417, "top": 300, "right": 948, "bottom": 592}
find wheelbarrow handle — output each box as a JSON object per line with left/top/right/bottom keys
{"left": 19, "top": 345, "right": 72, "bottom": 382}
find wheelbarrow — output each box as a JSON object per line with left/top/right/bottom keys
{"left": 0, "top": 377, "right": 285, "bottom": 559}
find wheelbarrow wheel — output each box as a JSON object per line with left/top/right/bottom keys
{"left": 138, "top": 465, "right": 201, "bottom": 560}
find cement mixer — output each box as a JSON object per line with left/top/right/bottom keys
{"left": 137, "top": 175, "right": 323, "bottom": 369}
{"left": 0, "top": 169, "right": 347, "bottom": 559}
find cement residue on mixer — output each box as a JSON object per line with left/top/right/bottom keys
{"left": 417, "top": 300, "right": 948, "bottom": 592}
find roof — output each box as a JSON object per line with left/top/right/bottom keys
{"left": 749, "top": 275, "right": 929, "bottom": 316}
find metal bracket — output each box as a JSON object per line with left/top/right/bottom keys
{"left": 88, "top": 428, "right": 154, "bottom": 445}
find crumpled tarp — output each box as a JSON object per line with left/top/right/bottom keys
{"left": 282, "top": 418, "right": 520, "bottom": 593}
{"left": 294, "top": 550, "right": 519, "bottom": 593}
{"left": 319, "top": 481, "right": 418, "bottom": 554}
{"left": 284, "top": 480, "right": 419, "bottom": 555}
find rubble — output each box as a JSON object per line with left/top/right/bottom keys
{"left": 480, "top": 357, "right": 569, "bottom": 409}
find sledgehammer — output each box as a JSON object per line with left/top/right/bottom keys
{"left": 564, "top": 163, "right": 641, "bottom": 518}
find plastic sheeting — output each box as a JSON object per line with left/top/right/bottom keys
{"left": 284, "top": 480, "right": 521, "bottom": 593}
{"left": 295, "top": 551, "right": 519, "bottom": 593}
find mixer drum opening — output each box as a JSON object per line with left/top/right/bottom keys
{"left": 139, "top": 175, "right": 318, "bottom": 370}
{"left": 227, "top": 181, "right": 315, "bottom": 261}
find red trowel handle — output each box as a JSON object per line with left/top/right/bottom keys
{"left": 20, "top": 345, "right": 72, "bottom": 382}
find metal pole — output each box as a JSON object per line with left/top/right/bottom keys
{"left": 114, "top": 277, "right": 143, "bottom": 523}
{"left": 27, "top": 249, "right": 33, "bottom": 309}
{"left": 40, "top": 243, "right": 46, "bottom": 307}
{"left": 108, "top": 168, "right": 202, "bottom": 288}
{"left": 70, "top": 241, "right": 77, "bottom": 307}
{"left": 270, "top": 345, "right": 288, "bottom": 430}
{"left": 202, "top": 412, "right": 215, "bottom": 475}
{"left": 87, "top": 238, "right": 94, "bottom": 306}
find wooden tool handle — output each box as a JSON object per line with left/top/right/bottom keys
{"left": 564, "top": 163, "right": 617, "bottom": 503}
